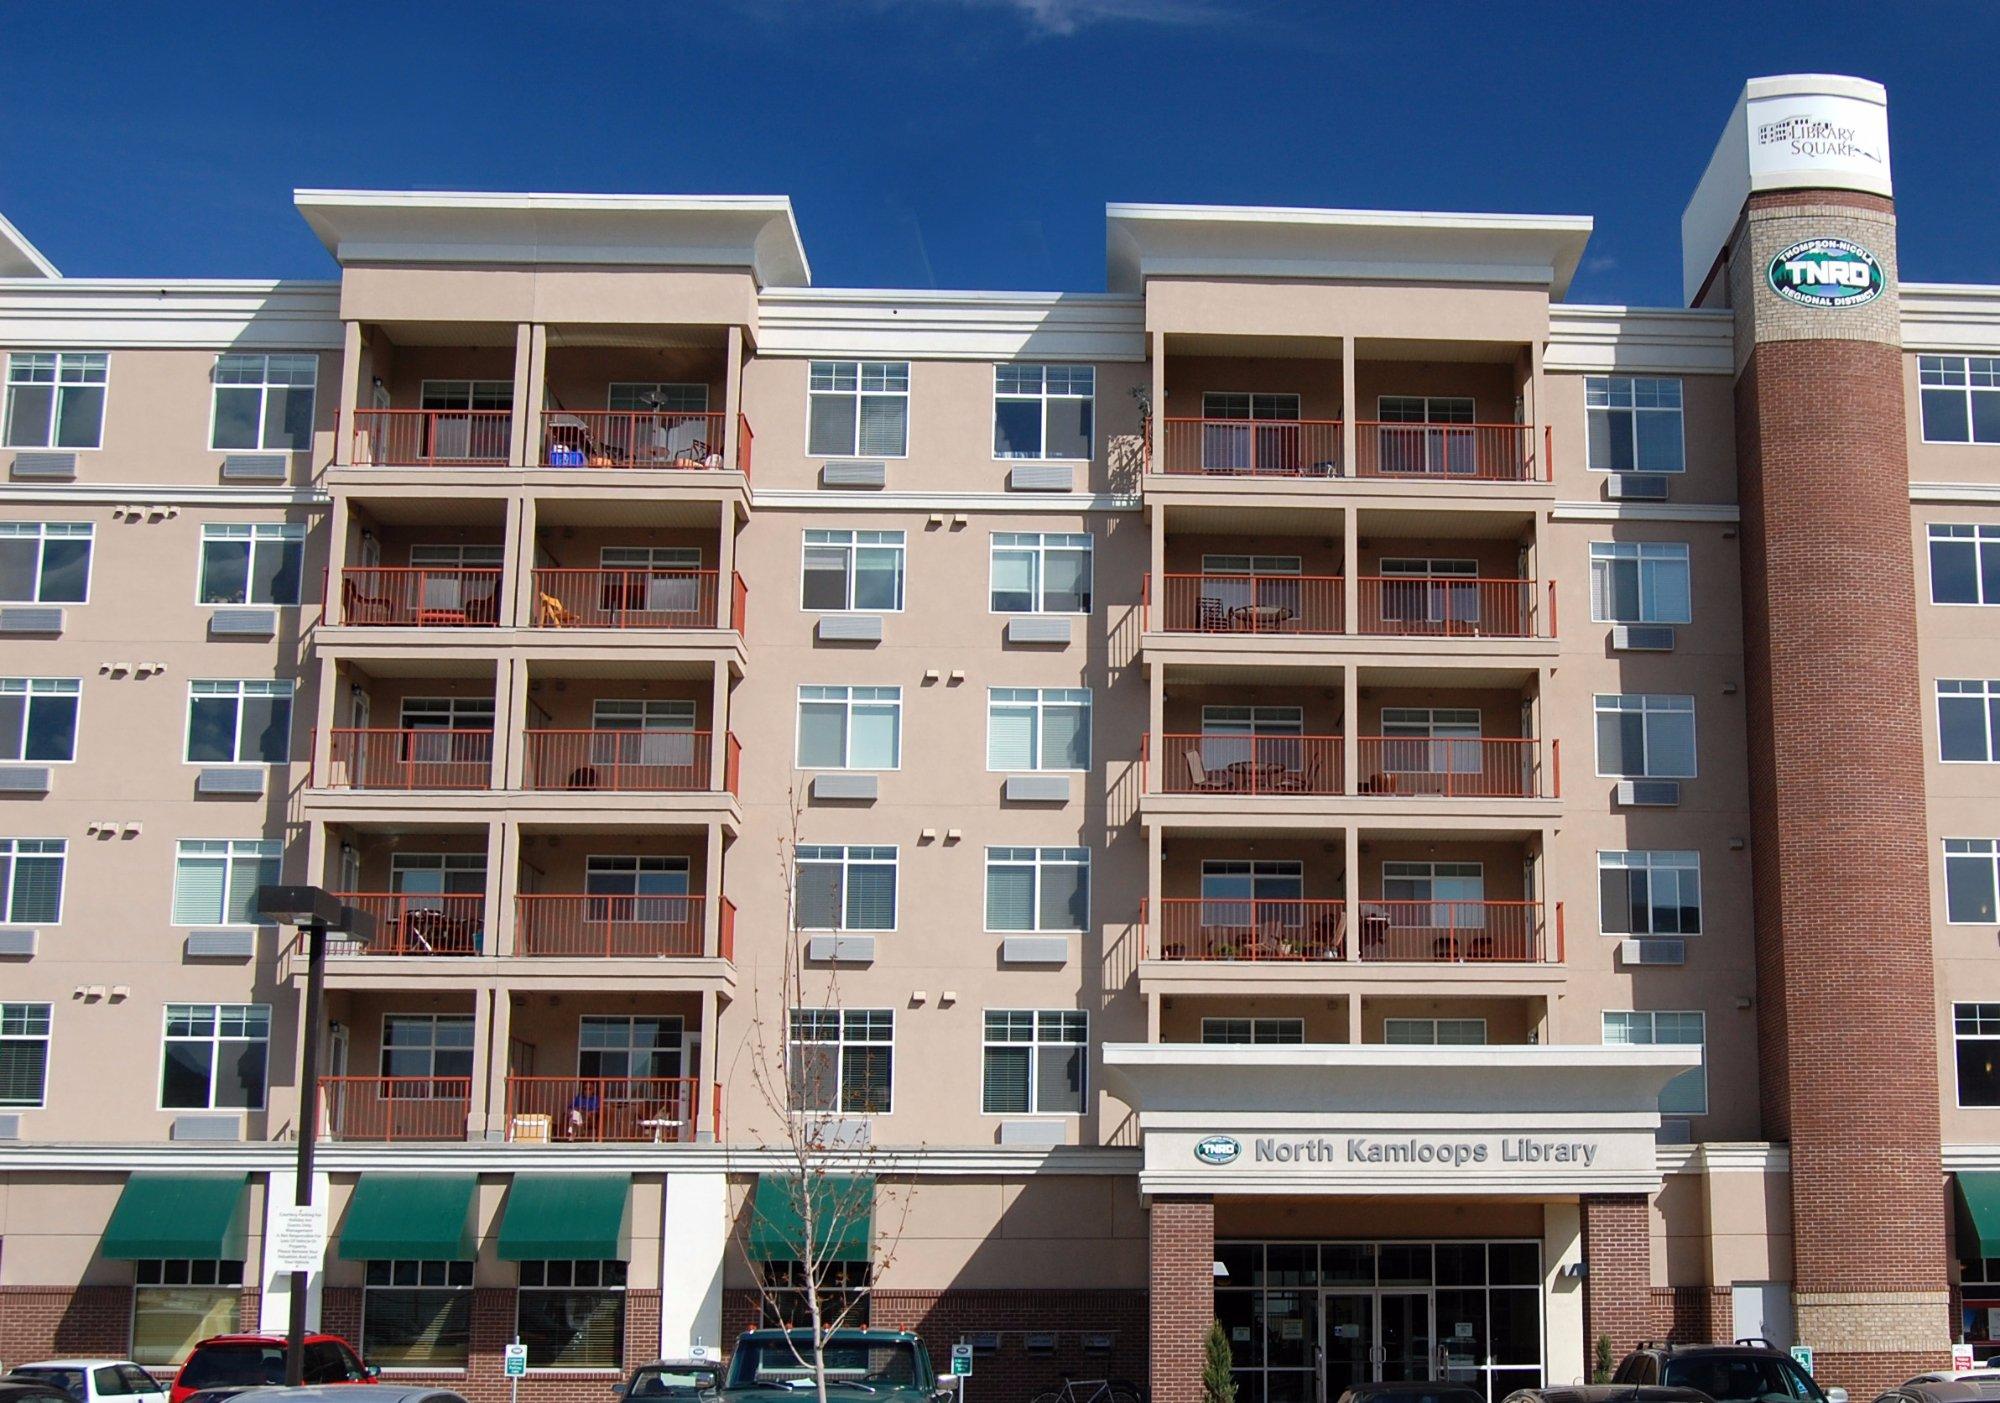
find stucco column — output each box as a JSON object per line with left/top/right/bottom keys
{"left": 1340, "top": 334, "right": 1357, "bottom": 475}
{"left": 486, "top": 820, "right": 513, "bottom": 958}
{"left": 1580, "top": 1195, "right": 1651, "bottom": 1365}
{"left": 1341, "top": 504, "right": 1359, "bottom": 636}
{"left": 709, "top": 663, "right": 731, "bottom": 793}
{"left": 695, "top": 986, "right": 720, "bottom": 1142}
{"left": 1148, "top": 1195, "right": 1214, "bottom": 1403}
{"left": 1149, "top": 330, "right": 1166, "bottom": 469}
{"left": 311, "top": 655, "right": 341, "bottom": 790}
{"left": 1146, "top": 823, "right": 1163, "bottom": 958}
{"left": 477, "top": 986, "right": 514, "bottom": 1139}
{"left": 703, "top": 822, "right": 725, "bottom": 958}
{"left": 1148, "top": 664, "right": 1165, "bottom": 793}
{"left": 1527, "top": 337, "right": 1546, "bottom": 481}
{"left": 499, "top": 656, "right": 529, "bottom": 791}
{"left": 1344, "top": 823, "right": 1361, "bottom": 963}
{"left": 508, "top": 322, "right": 535, "bottom": 467}
{"left": 715, "top": 502, "right": 740, "bottom": 632}
{"left": 1149, "top": 503, "right": 1167, "bottom": 629}
{"left": 510, "top": 493, "right": 538, "bottom": 629}
{"left": 334, "top": 321, "right": 362, "bottom": 468}
{"left": 1342, "top": 662, "right": 1359, "bottom": 798}
{"left": 723, "top": 324, "right": 745, "bottom": 474}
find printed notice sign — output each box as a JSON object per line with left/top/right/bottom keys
{"left": 265, "top": 1203, "right": 327, "bottom": 1274}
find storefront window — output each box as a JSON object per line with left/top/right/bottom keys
{"left": 757, "top": 1259, "right": 872, "bottom": 1329}
{"left": 131, "top": 1258, "right": 244, "bottom": 1367}
{"left": 517, "top": 1259, "right": 626, "bottom": 1368}
{"left": 1963, "top": 1256, "right": 2000, "bottom": 1350}
{"left": 364, "top": 1259, "right": 473, "bottom": 1369}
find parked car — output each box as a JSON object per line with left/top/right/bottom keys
{"left": 168, "top": 1337, "right": 372, "bottom": 1403}
{"left": 617, "top": 1362, "right": 723, "bottom": 1400}
{"left": 8, "top": 1363, "right": 165, "bottom": 1403}
{"left": 208, "top": 1390, "right": 466, "bottom": 1403}
{"left": 1499, "top": 1389, "right": 1711, "bottom": 1403}
{"left": 1337, "top": 1383, "right": 1487, "bottom": 1403}
{"left": 723, "top": 1330, "right": 952, "bottom": 1403}
{"left": 1903, "top": 1377, "right": 2000, "bottom": 1390}
{"left": 0, "top": 1380, "right": 81, "bottom": 1403}
{"left": 1878, "top": 1384, "right": 2000, "bottom": 1403}
{"left": 1612, "top": 1340, "right": 1847, "bottom": 1403}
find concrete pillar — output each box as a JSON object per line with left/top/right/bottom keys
{"left": 709, "top": 663, "right": 731, "bottom": 793}
{"left": 476, "top": 986, "right": 514, "bottom": 1139}
{"left": 1145, "top": 822, "right": 1163, "bottom": 958}
{"left": 1149, "top": 503, "right": 1167, "bottom": 629}
{"left": 715, "top": 502, "right": 740, "bottom": 632}
{"left": 661, "top": 1173, "right": 728, "bottom": 1354}
{"left": 695, "top": 986, "right": 721, "bottom": 1141}
{"left": 723, "top": 324, "right": 745, "bottom": 474}
{"left": 1580, "top": 1195, "right": 1652, "bottom": 1366}
{"left": 1342, "top": 504, "right": 1360, "bottom": 636}
{"left": 1149, "top": 331, "right": 1166, "bottom": 469}
{"left": 1544, "top": 1203, "right": 1586, "bottom": 1383}
{"left": 501, "top": 494, "right": 531, "bottom": 630}
{"left": 1527, "top": 337, "right": 1546, "bottom": 481}
{"left": 1344, "top": 823, "right": 1361, "bottom": 963}
{"left": 1342, "top": 663, "right": 1359, "bottom": 797}
{"left": 501, "top": 656, "right": 530, "bottom": 791}
{"left": 1148, "top": 664, "right": 1165, "bottom": 793}
{"left": 311, "top": 654, "right": 341, "bottom": 790}
{"left": 1147, "top": 1195, "right": 1215, "bottom": 1403}
{"left": 486, "top": 820, "right": 513, "bottom": 958}
{"left": 1340, "top": 334, "right": 1357, "bottom": 475}
{"left": 508, "top": 323, "right": 534, "bottom": 466}
{"left": 703, "top": 822, "right": 725, "bottom": 958}
{"left": 334, "top": 322, "right": 362, "bottom": 467}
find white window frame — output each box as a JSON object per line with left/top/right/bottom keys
{"left": 786, "top": 1008, "right": 895, "bottom": 1115}
{"left": 984, "top": 846, "right": 1090, "bottom": 934}
{"left": 1954, "top": 1002, "right": 2000, "bottom": 1109}
{"left": 793, "top": 845, "right": 898, "bottom": 932}
{"left": 1602, "top": 1010, "right": 1706, "bottom": 1116}
{"left": 807, "top": 361, "right": 910, "bottom": 459}
{"left": 800, "top": 529, "right": 906, "bottom": 613}
{"left": 607, "top": 383, "right": 708, "bottom": 412}
{"left": 1929, "top": 524, "right": 2000, "bottom": 606}
{"left": 989, "top": 532, "right": 1093, "bottom": 615}
{"left": 379, "top": 1012, "right": 476, "bottom": 1092}
{"left": 1593, "top": 693, "right": 1697, "bottom": 779}
{"left": 391, "top": 852, "right": 487, "bottom": 896}
{"left": 795, "top": 685, "right": 902, "bottom": 771}
{"left": 0, "top": 837, "right": 65, "bottom": 925}
{"left": 992, "top": 364, "right": 1095, "bottom": 462}
{"left": 209, "top": 353, "right": 318, "bottom": 453}
{"left": 0, "top": 522, "right": 93, "bottom": 604}
{"left": 185, "top": 680, "right": 295, "bottom": 766}
{"left": 198, "top": 524, "right": 308, "bottom": 607}
{"left": 1199, "top": 1017, "right": 1305, "bottom": 1045}
{"left": 171, "top": 839, "right": 281, "bottom": 928}
{"left": 980, "top": 1009, "right": 1089, "bottom": 1116}
{"left": 0, "top": 1001, "right": 52, "bottom": 1109}
{"left": 1919, "top": 356, "right": 2000, "bottom": 445}
{"left": 1584, "top": 375, "right": 1686, "bottom": 473}
{"left": 158, "top": 1002, "right": 271, "bottom": 1112}
{"left": 578, "top": 1013, "right": 686, "bottom": 1084}
{"left": 1946, "top": 838, "right": 2000, "bottom": 925}
{"left": 0, "top": 678, "right": 80, "bottom": 764}
{"left": 1383, "top": 1018, "right": 1488, "bottom": 1046}
{"left": 1939, "top": 680, "right": 2000, "bottom": 763}
{"left": 1597, "top": 850, "right": 1703, "bottom": 937}
{"left": 4, "top": 351, "right": 108, "bottom": 450}
{"left": 1589, "top": 542, "right": 1692, "bottom": 624}
{"left": 986, "top": 687, "right": 1091, "bottom": 772}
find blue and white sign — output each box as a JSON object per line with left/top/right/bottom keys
{"left": 1194, "top": 1135, "right": 1241, "bottom": 1165}
{"left": 1767, "top": 237, "right": 1884, "bottom": 309}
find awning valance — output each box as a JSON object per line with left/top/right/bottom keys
{"left": 496, "top": 1173, "right": 630, "bottom": 1262}
{"left": 339, "top": 1173, "right": 478, "bottom": 1262}
{"left": 747, "top": 1173, "right": 874, "bottom": 1264}
{"left": 1958, "top": 1173, "right": 2000, "bottom": 1258}
{"left": 101, "top": 1172, "right": 251, "bottom": 1261}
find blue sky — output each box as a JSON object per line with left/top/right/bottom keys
{"left": 2, "top": 1, "right": 1995, "bottom": 304}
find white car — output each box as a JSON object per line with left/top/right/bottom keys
{"left": 9, "top": 1362, "right": 167, "bottom": 1403}
{"left": 1902, "top": 1373, "right": 2000, "bottom": 1388}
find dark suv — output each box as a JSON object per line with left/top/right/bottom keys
{"left": 1612, "top": 1340, "right": 1849, "bottom": 1403}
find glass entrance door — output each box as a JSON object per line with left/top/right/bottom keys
{"left": 1319, "top": 1294, "right": 1374, "bottom": 1403}
{"left": 1376, "top": 1292, "right": 1433, "bottom": 1381}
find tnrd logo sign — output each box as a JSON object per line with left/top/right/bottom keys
{"left": 1767, "top": 237, "right": 1884, "bottom": 309}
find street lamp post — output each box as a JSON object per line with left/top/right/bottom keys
{"left": 258, "top": 885, "right": 375, "bottom": 1389}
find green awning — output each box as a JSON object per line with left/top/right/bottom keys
{"left": 339, "top": 1174, "right": 478, "bottom": 1262}
{"left": 1959, "top": 1173, "right": 2000, "bottom": 1257}
{"left": 101, "top": 1172, "right": 251, "bottom": 1261}
{"left": 496, "top": 1173, "right": 631, "bottom": 1261}
{"left": 747, "top": 1174, "right": 874, "bottom": 1264}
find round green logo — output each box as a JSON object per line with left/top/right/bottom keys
{"left": 1767, "top": 237, "right": 1884, "bottom": 309}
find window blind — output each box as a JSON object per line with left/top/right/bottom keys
{"left": 173, "top": 856, "right": 227, "bottom": 925}
{"left": 1035, "top": 1044, "right": 1083, "bottom": 1113}
{"left": 845, "top": 865, "right": 896, "bottom": 930}
{"left": 0, "top": 1040, "right": 46, "bottom": 1104}
{"left": 988, "top": 709, "right": 1035, "bottom": 771}
{"left": 986, "top": 866, "right": 1034, "bottom": 931}
{"left": 982, "top": 1047, "right": 1030, "bottom": 1113}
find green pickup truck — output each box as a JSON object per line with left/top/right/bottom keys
{"left": 722, "top": 1330, "right": 956, "bottom": 1403}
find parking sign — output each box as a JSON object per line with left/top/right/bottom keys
{"left": 951, "top": 1344, "right": 974, "bottom": 1378}
{"left": 504, "top": 1344, "right": 529, "bottom": 1378}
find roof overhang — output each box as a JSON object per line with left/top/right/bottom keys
{"left": 293, "top": 189, "right": 811, "bottom": 287}
{"left": 1106, "top": 203, "right": 1592, "bottom": 298}
{"left": 0, "top": 211, "right": 60, "bottom": 279}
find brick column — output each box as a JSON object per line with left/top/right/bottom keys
{"left": 1581, "top": 1195, "right": 1652, "bottom": 1366}
{"left": 1148, "top": 1195, "right": 1214, "bottom": 1403}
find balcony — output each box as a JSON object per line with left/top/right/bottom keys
{"left": 521, "top": 729, "right": 737, "bottom": 793}
{"left": 1352, "top": 422, "right": 1541, "bottom": 482}
{"left": 1356, "top": 736, "right": 1555, "bottom": 799}
{"left": 322, "top": 729, "right": 495, "bottom": 791}
{"left": 1153, "top": 733, "right": 1343, "bottom": 796}
{"left": 1146, "top": 573, "right": 1343, "bottom": 635}
{"left": 1151, "top": 897, "right": 1348, "bottom": 961}
{"left": 354, "top": 410, "right": 512, "bottom": 467}
{"left": 320, "top": 1076, "right": 472, "bottom": 1142}
{"left": 504, "top": 1075, "right": 710, "bottom": 1143}
{"left": 514, "top": 893, "right": 707, "bottom": 958}
{"left": 1154, "top": 418, "right": 1343, "bottom": 476}
{"left": 1356, "top": 899, "right": 1560, "bottom": 963}
{"left": 1140, "top": 898, "right": 1562, "bottom": 966}
{"left": 1148, "top": 420, "right": 1544, "bottom": 483}
{"left": 1356, "top": 577, "right": 1552, "bottom": 639}
{"left": 324, "top": 893, "right": 487, "bottom": 955}
{"left": 338, "top": 567, "right": 503, "bottom": 628}
{"left": 541, "top": 411, "right": 749, "bottom": 474}
{"left": 532, "top": 568, "right": 738, "bottom": 631}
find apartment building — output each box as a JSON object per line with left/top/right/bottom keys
{"left": 0, "top": 71, "right": 1990, "bottom": 1402}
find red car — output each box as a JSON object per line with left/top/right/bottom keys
{"left": 169, "top": 1334, "right": 373, "bottom": 1403}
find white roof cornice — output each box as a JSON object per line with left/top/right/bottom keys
{"left": 0, "top": 211, "right": 59, "bottom": 278}
{"left": 1546, "top": 304, "right": 1737, "bottom": 375}
{"left": 0, "top": 279, "right": 341, "bottom": 349}
{"left": 1901, "top": 282, "right": 2000, "bottom": 354}
{"left": 757, "top": 287, "right": 1145, "bottom": 360}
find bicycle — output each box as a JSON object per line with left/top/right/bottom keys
{"left": 1030, "top": 1375, "right": 1146, "bottom": 1403}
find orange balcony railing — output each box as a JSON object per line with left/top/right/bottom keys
{"left": 338, "top": 567, "right": 504, "bottom": 627}
{"left": 1354, "top": 899, "right": 1558, "bottom": 962}
{"left": 541, "top": 411, "right": 727, "bottom": 469}
{"left": 521, "top": 728, "right": 721, "bottom": 792}
{"left": 1154, "top": 733, "right": 1343, "bottom": 795}
{"left": 1352, "top": 422, "right": 1539, "bottom": 482}
{"left": 505, "top": 1076, "right": 702, "bottom": 1143}
{"left": 719, "top": 895, "right": 736, "bottom": 962}
{"left": 1147, "top": 572, "right": 1344, "bottom": 634}
{"left": 1153, "top": 418, "right": 1343, "bottom": 476}
{"left": 514, "top": 893, "right": 706, "bottom": 958}
{"left": 1149, "top": 897, "right": 1348, "bottom": 961}
{"left": 1356, "top": 577, "right": 1551, "bottom": 638}
{"left": 531, "top": 568, "right": 719, "bottom": 629}
{"left": 320, "top": 1076, "right": 471, "bottom": 1141}
{"left": 732, "top": 570, "right": 749, "bottom": 637}
{"left": 319, "top": 893, "right": 486, "bottom": 956}
{"left": 354, "top": 410, "right": 512, "bottom": 467}
{"left": 737, "top": 414, "right": 754, "bottom": 478}
{"left": 322, "top": 729, "right": 495, "bottom": 790}
{"left": 1356, "top": 736, "right": 1551, "bottom": 798}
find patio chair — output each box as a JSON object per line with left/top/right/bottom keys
{"left": 662, "top": 420, "right": 708, "bottom": 465}
{"left": 536, "top": 591, "right": 581, "bottom": 628}
{"left": 1182, "top": 750, "right": 1233, "bottom": 792}
{"left": 1196, "top": 596, "right": 1227, "bottom": 631}
{"left": 340, "top": 576, "right": 396, "bottom": 625}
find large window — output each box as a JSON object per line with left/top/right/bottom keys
{"left": 994, "top": 364, "right": 1093, "bottom": 460}
{"left": 4, "top": 352, "right": 107, "bottom": 449}
{"left": 0, "top": 838, "right": 64, "bottom": 923}
{"left": 363, "top": 1259, "right": 473, "bottom": 1369}
{"left": 1957, "top": 1004, "right": 2000, "bottom": 1107}
{"left": 802, "top": 529, "right": 905, "bottom": 612}
{"left": 1946, "top": 839, "right": 2000, "bottom": 924}
{"left": 517, "top": 1259, "right": 626, "bottom": 1369}
{"left": 794, "top": 846, "right": 897, "bottom": 931}
{"left": 787, "top": 1008, "right": 894, "bottom": 1114}
{"left": 797, "top": 686, "right": 901, "bottom": 769}
{"left": 1376, "top": 396, "right": 1478, "bottom": 474}
{"left": 981, "top": 1010, "right": 1087, "bottom": 1114}
{"left": 808, "top": 361, "right": 908, "bottom": 458}
{"left": 211, "top": 354, "right": 316, "bottom": 453}
{"left": 1594, "top": 694, "right": 1696, "bottom": 778}
{"left": 990, "top": 532, "right": 1092, "bottom": 614}
{"left": 987, "top": 688, "right": 1090, "bottom": 771}
{"left": 186, "top": 680, "right": 293, "bottom": 764}
{"left": 1603, "top": 1010, "right": 1706, "bottom": 1115}
{"left": 609, "top": 382, "right": 707, "bottom": 412}
{"left": 1930, "top": 524, "right": 2000, "bottom": 604}
{"left": 985, "top": 847, "right": 1089, "bottom": 932}
{"left": 757, "top": 1260, "right": 872, "bottom": 1330}
{"left": 584, "top": 855, "right": 691, "bottom": 924}
{"left": 0, "top": 678, "right": 79, "bottom": 762}
{"left": 1585, "top": 376, "right": 1685, "bottom": 472}
{"left": 1940, "top": 680, "right": 2000, "bottom": 762}
{"left": 160, "top": 1003, "right": 269, "bottom": 1111}
{"left": 1589, "top": 543, "right": 1691, "bottom": 624}
{"left": 1384, "top": 1018, "right": 1487, "bottom": 1046}
{"left": 0, "top": 522, "right": 92, "bottom": 603}
{"left": 171, "top": 840, "right": 280, "bottom": 926}
{"left": 380, "top": 1014, "right": 475, "bottom": 1086}
{"left": 1920, "top": 356, "right": 2000, "bottom": 444}
{"left": 578, "top": 1014, "right": 683, "bottom": 1080}
{"left": 132, "top": 1259, "right": 245, "bottom": 1367}
{"left": 199, "top": 525, "right": 305, "bottom": 607}
{"left": 1200, "top": 1017, "right": 1304, "bottom": 1045}
{"left": 1598, "top": 851, "right": 1702, "bottom": 936}
{"left": 0, "top": 1002, "right": 51, "bottom": 1107}
{"left": 1381, "top": 860, "right": 1484, "bottom": 927}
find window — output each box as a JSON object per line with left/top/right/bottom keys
{"left": 1947, "top": 839, "right": 2000, "bottom": 924}
{"left": 579, "top": 1014, "right": 684, "bottom": 1080}
{"left": 985, "top": 847, "right": 1089, "bottom": 932}
{"left": 0, "top": 1002, "right": 51, "bottom": 1107}
{"left": 1957, "top": 1004, "right": 2000, "bottom": 1107}
{"left": 211, "top": 354, "right": 316, "bottom": 452}
{"left": 160, "top": 1003, "right": 270, "bottom": 1110}
{"left": 380, "top": 1014, "right": 475, "bottom": 1087}
{"left": 1381, "top": 861, "right": 1484, "bottom": 928}
{"left": 1594, "top": 694, "right": 1696, "bottom": 778}
{"left": 0, "top": 678, "right": 78, "bottom": 762}
{"left": 1590, "top": 542, "right": 1691, "bottom": 624}
{"left": 794, "top": 846, "right": 897, "bottom": 931}
{"left": 0, "top": 838, "right": 64, "bottom": 923}
{"left": 131, "top": 1259, "right": 245, "bottom": 1367}
{"left": 186, "top": 680, "right": 293, "bottom": 764}
{"left": 1376, "top": 396, "right": 1479, "bottom": 474}
{"left": 1920, "top": 356, "right": 2000, "bottom": 444}
{"left": 517, "top": 1259, "right": 627, "bottom": 1369}
{"left": 797, "top": 686, "right": 901, "bottom": 769}
{"left": 609, "top": 383, "right": 707, "bottom": 412}
{"left": 802, "top": 529, "right": 905, "bottom": 612}
{"left": 172, "top": 840, "right": 280, "bottom": 926}
{"left": 1198, "top": 392, "right": 1303, "bottom": 473}
{"left": 0, "top": 522, "right": 92, "bottom": 603}
{"left": 1602, "top": 1010, "right": 1706, "bottom": 1115}
{"left": 363, "top": 1259, "right": 473, "bottom": 1369}
{"left": 585, "top": 855, "right": 691, "bottom": 925}
{"left": 994, "top": 364, "right": 1093, "bottom": 460}
{"left": 987, "top": 688, "right": 1090, "bottom": 771}
{"left": 757, "top": 1260, "right": 872, "bottom": 1330}
{"left": 1200, "top": 1017, "right": 1304, "bottom": 1045}
{"left": 787, "top": 1008, "right": 894, "bottom": 1113}
{"left": 1199, "top": 860, "right": 1304, "bottom": 929}
{"left": 990, "top": 532, "right": 1093, "bottom": 614}
{"left": 4, "top": 352, "right": 107, "bottom": 449}
{"left": 1383, "top": 1018, "right": 1487, "bottom": 1045}
{"left": 982, "top": 1010, "right": 1087, "bottom": 1114}
{"left": 199, "top": 525, "right": 305, "bottom": 606}
{"left": 808, "top": 361, "right": 908, "bottom": 458}
{"left": 1585, "top": 376, "right": 1685, "bottom": 472}
{"left": 1941, "top": 680, "right": 2000, "bottom": 762}
{"left": 1598, "top": 851, "right": 1702, "bottom": 936}
{"left": 1930, "top": 524, "right": 2000, "bottom": 604}
{"left": 1379, "top": 707, "right": 1484, "bottom": 776}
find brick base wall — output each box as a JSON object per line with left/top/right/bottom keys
{"left": 1581, "top": 1196, "right": 1651, "bottom": 1364}
{"left": 1148, "top": 1195, "right": 1215, "bottom": 1403}
{"left": 0, "top": 1285, "right": 134, "bottom": 1362}
{"left": 1649, "top": 1286, "right": 1732, "bottom": 1345}
{"left": 1812, "top": 1351, "right": 1949, "bottom": 1398}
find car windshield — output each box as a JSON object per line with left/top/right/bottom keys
{"left": 728, "top": 1341, "right": 922, "bottom": 1391}
{"left": 629, "top": 1369, "right": 718, "bottom": 1397}
{"left": 11, "top": 1371, "right": 84, "bottom": 1401}
{"left": 1662, "top": 1356, "right": 1827, "bottom": 1403}
{"left": 176, "top": 1347, "right": 288, "bottom": 1391}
